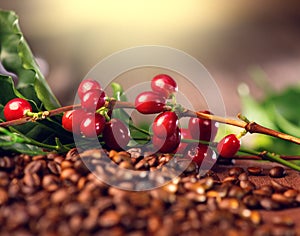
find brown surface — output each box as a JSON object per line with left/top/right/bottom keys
{"left": 213, "top": 160, "right": 300, "bottom": 228}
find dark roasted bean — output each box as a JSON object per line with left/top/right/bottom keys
{"left": 271, "top": 193, "right": 293, "bottom": 205}
{"left": 42, "top": 175, "right": 60, "bottom": 191}
{"left": 47, "top": 161, "right": 61, "bottom": 175}
{"left": 228, "top": 167, "right": 244, "bottom": 176}
{"left": 24, "top": 160, "right": 44, "bottom": 175}
{"left": 238, "top": 172, "right": 248, "bottom": 181}
{"left": 283, "top": 189, "right": 298, "bottom": 199}
{"left": 247, "top": 166, "right": 263, "bottom": 176}
{"left": 269, "top": 166, "right": 286, "bottom": 178}
{"left": 260, "top": 198, "right": 281, "bottom": 210}
{"left": 243, "top": 195, "right": 259, "bottom": 209}
{"left": 270, "top": 180, "right": 289, "bottom": 192}
{"left": 240, "top": 180, "right": 255, "bottom": 191}
{"left": 98, "top": 210, "right": 121, "bottom": 227}
{"left": 0, "top": 187, "right": 8, "bottom": 205}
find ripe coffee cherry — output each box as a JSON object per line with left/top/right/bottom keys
{"left": 4, "top": 98, "right": 32, "bottom": 121}
{"left": 152, "top": 111, "right": 178, "bottom": 138}
{"left": 217, "top": 134, "right": 240, "bottom": 158}
{"left": 152, "top": 127, "right": 181, "bottom": 153}
{"left": 102, "top": 118, "right": 130, "bottom": 151}
{"left": 151, "top": 74, "right": 178, "bottom": 98}
{"left": 185, "top": 144, "right": 208, "bottom": 166}
{"left": 176, "top": 128, "right": 192, "bottom": 153}
{"left": 135, "top": 91, "right": 166, "bottom": 114}
{"left": 80, "top": 113, "right": 106, "bottom": 138}
{"left": 77, "top": 79, "right": 102, "bottom": 99}
{"left": 81, "top": 89, "right": 106, "bottom": 112}
{"left": 188, "top": 111, "right": 218, "bottom": 142}
{"left": 62, "top": 109, "right": 86, "bottom": 135}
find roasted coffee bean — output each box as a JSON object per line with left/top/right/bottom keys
{"left": 60, "top": 168, "right": 80, "bottom": 183}
{"left": 32, "top": 155, "right": 46, "bottom": 161}
{"left": 223, "top": 176, "right": 238, "bottom": 183}
{"left": 218, "top": 198, "right": 240, "bottom": 210}
{"left": 270, "top": 180, "right": 289, "bottom": 192}
{"left": 23, "top": 173, "right": 41, "bottom": 187}
{"left": 260, "top": 198, "right": 281, "bottom": 210}
{"left": 0, "top": 187, "right": 8, "bottom": 205}
{"left": 0, "top": 156, "right": 14, "bottom": 169}
{"left": 240, "top": 180, "right": 255, "bottom": 191}
{"left": 228, "top": 167, "right": 244, "bottom": 177}
{"left": 42, "top": 175, "right": 60, "bottom": 191}
{"left": 60, "top": 160, "right": 73, "bottom": 170}
{"left": 228, "top": 186, "right": 245, "bottom": 199}
{"left": 0, "top": 171, "right": 9, "bottom": 187}
{"left": 269, "top": 166, "right": 286, "bottom": 178}
{"left": 283, "top": 189, "right": 298, "bottom": 199}
{"left": 243, "top": 195, "right": 259, "bottom": 209}
{"left": 24, "top": 160, "right": 44, "bottom": 175}
{"left": 271, "top": 193, "right": 293, "bottom": 205}
{"left": 247, "top": 166, "right": 263, "bottom": 176}
{"left": 51, "top": 188, "right": 69, "bottom": 204}
{"left": 98, "top": 210, "right": 121, "bottom": 227}
{"left": 238, "top": 172, "right": 248, "bottom": 181}
{"left": 253, "top": 189, "right": 272, "bottom": 197}
{"left": 47, "top": 161, "right": 61, "bottom": 175}
{"left": 74, "top": 159, "right": 90, "bottom": 175}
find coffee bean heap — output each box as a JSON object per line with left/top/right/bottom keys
{"left": 0, "top": 149, "right": 298, "bottom": 235}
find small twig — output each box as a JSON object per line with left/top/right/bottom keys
{"left": 1, "top": 100, "right": 300, "bottom": 146}
{"left": 0, "top": 104, "right": 81, "bottom": 127}
{"left": 182, "top": 109, "right": 300, "bottom": 145}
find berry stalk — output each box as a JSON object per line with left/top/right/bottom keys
{"left": 1, "top": 100, "right": 300, "bottom": 146}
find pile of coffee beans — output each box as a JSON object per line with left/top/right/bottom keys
{"left": 0, "top": 149, "right": 298, "bottom": 235}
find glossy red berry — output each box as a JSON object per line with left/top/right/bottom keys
{"left": 102, "top": 118, "right": 130, "bottom": 151}
{"left": 188, "top": 111, "right": 218, "bottom": 142}
{"left": 152, "top": 111, "right": 178, "bottom": 138}
{"left": 185, "top": 144, "right": 216, "bottom": 166}
{"left": 152, "top": 127, "right": 181, "bottom": 153}
{"left": 135, "top": 91, "right": 166, "bottom": 114}
{"left": 217, "top": 134, "right": 240, "bottom": 158}
{"left": 62, "top": 109, "right": 86, "bottom": 135}
{"left": 176, "top": 128, "right": 192, "bottom": 154}
{"left": 151, "top": 74, "right": 178, "bottom": 98}
{"left": 77, "top": 79, "right": 102, "bottom": 99}
{"left": 80, "top": 113, "right": 106, "bottom": 138}
{"left": 81, "top": 89, "right": 106, "bottom": 112}
{"left": 4, "top": 98, "right": 32, "bottom": 121}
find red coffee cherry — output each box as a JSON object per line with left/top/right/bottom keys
{"left": 135, "top": 91, "right": 166, "bottom": 114}
{"left": 151, "top": 74, "right": 178, "bottom": 98}
{"left": 176, "top": 128, "right": 192, "bottom": 154}
{"left": 217, "top": 134, "right": 241, "bottom": 158}
{"left": 152, "top": 127, "right": 181, "bottom": 153}
{"left": 188, "top": 110, "right": 218, "bottom": 142}
{"left": 4, "top": 98, "right": 32, "bottom": 121}
{"left": 81, "top": 89, "right": 106, "bottom": 112}
{"left": 62, "top": 109, "right": 86, "bottom": 135}
{"left": 80, "top": 113, "right": 106, "bottom": 138}
{"left": 102, "top": 118, "right": 130, "bottom": 151}
{"left": 152, "top": 111, "right": 178, "bottom": 138}
{"left": 185, "top": 144, "right": 215, "bottom": 166}
{"left": 77, "top": 79, "right": 102, "bottom": 99}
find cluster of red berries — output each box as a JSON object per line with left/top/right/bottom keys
{"left": 134, "top": 74, "right": 240, "bottom": 165}
{"left": 61, "top": 79, "right": 130, "bottom": 150}
{"left": 2, "top": 74, "right": 241, "bottom": 165}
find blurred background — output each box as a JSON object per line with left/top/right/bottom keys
{"left": 1, "top": 0, "right": 300, "bottom": 115}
